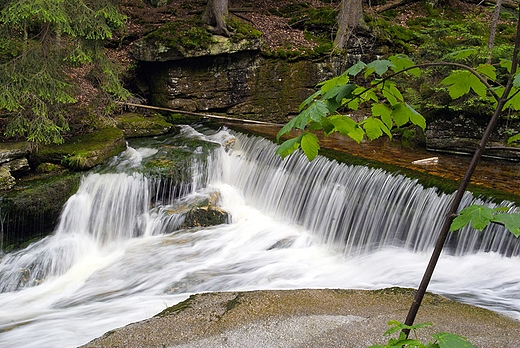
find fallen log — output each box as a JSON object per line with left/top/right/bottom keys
{"left": 115, "top": 101, "right": 284, "bottom": 126}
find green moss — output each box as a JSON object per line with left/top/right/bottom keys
{"left": 145, "top": 19, "right": 214, "bottom": 51}
{"left": 32, "top": 127, "right": 125, "bottom": 170}
{"left": 155, "top": 295, "right": 194, "bottom": 317}
{"left": 1, "top": 172, "right": 81, "bottom": 250}
{"left": 226, "top": 294, "right": 241, "bottom": 311}
{"left": 228, "top": 17, "right": 262, "bottom": 43}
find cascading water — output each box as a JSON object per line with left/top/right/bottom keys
{"left": 0, "top": 125, "right": 519, "bottom": 348}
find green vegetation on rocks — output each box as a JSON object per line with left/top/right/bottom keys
{"left": 0, "top": 172, "right": 81, "bottom": 251}
{"left": 31, "top": 127, "right": 126, "bottom": 170}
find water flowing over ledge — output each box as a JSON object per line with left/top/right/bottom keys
{"left": 0, "top": 126, "right": 519, "bottom": 348}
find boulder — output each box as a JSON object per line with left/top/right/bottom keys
{"left": 0, "top": 141, "right": 31, "bottom": 164}
{"left": 0, "top": 164, "right": 15, "bottom": 190}
{"left": 181, "top": 205, "right": 229, "bottom": 229}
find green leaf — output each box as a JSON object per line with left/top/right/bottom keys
{"left": 301, "top": 132, "right": 320, "bottom": 161}
{"left": 389, "top": 55, "right": 421, "bottom": 77}
{"left": 276, "top": 134, "right": 303, "bottom": 158}
{"left": 391, "top": 103, "right": 410, "bottom": 127}
{"left": 507, "top": 133, "right": 520, "bottom": 144}
{"left": 504, "top": 87, "right": 520, "bottom": 111}
{"left": 469, "top": 73, "right": 487, "bottom": 98}
{"left": 372, "top": 103, "right": 393, "bottom": 129}
{"left": 382, "top": 82, "right": 404, "bottom": 106}
{"left": 500, "top": 59, "right": 512, "bottom": 73}
{"left": 322, "top": 84, "right": 356, "bottom": 113}
{"left": 366, "top": 60, "right": 395, "bottom": 77}
{"left": 363, "top": 117, "right": 391, "bottom": 140}
{"left": 450, "top": 205, "right": 494, "bottom": 231}
{"left": 446, "top": 48, "right": 478, "bottom": 60}
{"left": 347, "top": 98, "right": 360, "bottom": 110}
{"left": 432, "top": 332, "right": 474, "bottom": 348}
{"left": 513, "top": 73, "right": 520, "bottom": 89}
{"left": 347, "top": 61, "right": 366, "bottom": 76}
{"left": 329, "top": 115, "right": 365, "bottom": 143}
{"left": 492, "top": 212, "right": 520, "bottom": 237}
{"left": 318, "top": 72, "right": 349, "bottom": 93}
{"left": 476, "top": 64, "right": 496, "bottom": 81}
{"left": 441, "top": 71, "right": 472, "bottom": 99}
{"left": 277, "top": 114, "right": 301, "bottom": 140}
{"left": 334, "top": 83, "right": 357, "bottom": 103}
{"left": 299, "top": 90, "right": 321, "bottom": 111}
{"left": 307, "top": 100, "right": 329, "bottom": 122}
{"left": 406, "top": 103, "right": 426, "bottom": 130}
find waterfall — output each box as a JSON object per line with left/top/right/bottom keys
{"left": 221, "top": 132, "right": 519, "bottom": 258}
{"left": 0, "top": 126, "right": 519, "bottom": 348}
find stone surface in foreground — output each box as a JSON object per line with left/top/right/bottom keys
{"left": 81, "top": 289, "right": 520, "bottom": 348}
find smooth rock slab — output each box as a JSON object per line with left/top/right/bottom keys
{"left": 81, "top": 288, "right": 520, "bottom": 348}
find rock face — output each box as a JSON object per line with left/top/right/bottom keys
{"left": 426, "top": 114, "right": 520, "bottom": 161}
{"left": 133, "top": 34, "right": 262, "bottom": 63}
{"left": 0, "top": 142, "right": 31, "bottom": 190}
{"left": 139, "top": 52, "right": 337, "bottom": 123}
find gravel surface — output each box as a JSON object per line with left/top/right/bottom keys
{"left": 81, "top": 289, "right": 520, "bottom": 348}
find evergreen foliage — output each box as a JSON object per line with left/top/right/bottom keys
{"left": 0, "top": 0, "right": 129, "bottom": 144}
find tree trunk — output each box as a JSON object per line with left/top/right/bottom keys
{"left": 333, "top": 0, "right": 364, "bottom": 50}
{"left": 488, "top": 0, "right": 503, "bottom": 52}
{"left": 203, "top": 0, "right": 230, "bottom": 37}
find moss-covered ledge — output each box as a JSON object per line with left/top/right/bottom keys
{"left": 30, "top": 127, "right": 127, "bottom": 171}
{"left": 114, "top": 112, "right": 177, "bottom": 138}
{"left": 132, "top": 18, "right": 262, "bottom": 62}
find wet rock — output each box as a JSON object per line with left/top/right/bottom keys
{"left": 81, "top": 289, "right": 520, "bottom": 348}
{"left": 426, "top": 114, "right": 520, "bottom": 161}
{"left": 0, "top": 173, "right": 81, "bottom": 251}
{"left": 181, "top": 206, "right": 229, "bottom": 229}
{"left": 7, "top": 158, "right": 30, "bottom": 176}
{"left": 163, "top": 191, "right": 229, "bottom": 230}
{"left": 114, "top": 112, "right": 177, "bottom": 138}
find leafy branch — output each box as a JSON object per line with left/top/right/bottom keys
{"left": 276, "top": 51, "right": 520, "bottom": 161}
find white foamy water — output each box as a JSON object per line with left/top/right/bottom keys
{"left": 0, "top": 126, "right": 519, "bottom": 348}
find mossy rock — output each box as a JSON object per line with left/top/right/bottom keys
{"left": 132, "top": 18, "right": 262, "bottom": 62}
{"left": 181, "top": 206, "right": 229, "bottom": 229}
{"left": 0, "top": 141, "right": 31, "bottom": 163}
{"left": 114, "top": 112, "right": 178, "bottom": 138}
{"left": 31, "top": 127, "right": 126, "bottom": 171}
{"left": 0, "top": 172, "right": 81, "bottom": 251}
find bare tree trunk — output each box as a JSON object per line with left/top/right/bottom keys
{"left": 488, "top": 0, "right": 503, "bottom": 52}
{"left": 203, "top": 0, "right": 230, "bottom": 37}
{"left": 333, "top": 0, "right": 364, "bottom": 50}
